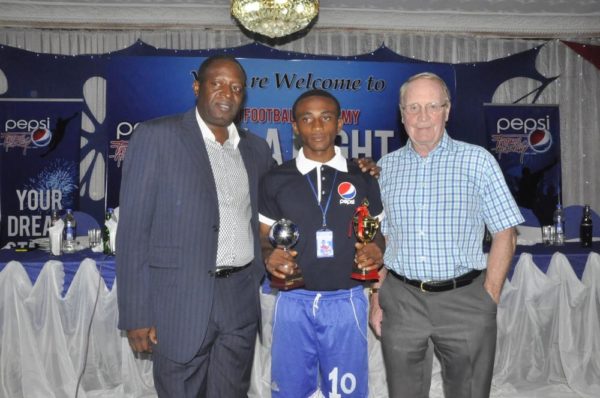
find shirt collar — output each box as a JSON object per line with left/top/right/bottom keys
{"left": 295, "top": 146, "right": 348, "bottom": 175}
{"left": 195, "top": 108, "right": 240, "bottom": 148}
{"left": 405, "top": 130, "right": 452, "bottom": 158}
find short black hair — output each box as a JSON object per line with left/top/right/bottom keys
{"left": 195, "top": 55, "right": 247, "bottom": 85}
{"left": 292, "top": 89, "right": 341, "bottom": 121}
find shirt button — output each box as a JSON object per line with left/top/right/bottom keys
{"left": 419, "top": 256, "right": 426, "bottom": 262}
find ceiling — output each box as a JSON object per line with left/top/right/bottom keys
{"left": 0, "top": 0, "right": 599, "bottom": 38}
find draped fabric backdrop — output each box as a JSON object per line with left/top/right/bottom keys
{"left": 1, "top": 27, "right": 598, "bottom": 215}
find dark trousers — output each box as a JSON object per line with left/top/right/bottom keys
{"left": 379, "top": 271, "right": 497, "bottom": 398}
{"left": 152, "top": 266, "right": 259, "bottom": 398}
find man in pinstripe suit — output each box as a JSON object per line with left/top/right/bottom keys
{"left": 116, "top": 55, "right": 275, "bottom": 397}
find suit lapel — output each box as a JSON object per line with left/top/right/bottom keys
{"left": 177, "top": 108, "right": 218, "bottom": 204}
{"left": 238, "top": 130, "right": 258, "bottom": 215}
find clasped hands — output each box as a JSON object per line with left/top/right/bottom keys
{"left": 264, "top": 242, "right": 383, "bottom": 278}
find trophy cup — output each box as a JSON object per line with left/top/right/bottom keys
{"left": 268, "top": 219, "right": 304, "bottom": 290}
{"left": 351, "top": 199, "right": 380, "bottom": 281}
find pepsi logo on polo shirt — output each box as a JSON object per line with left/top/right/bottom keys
{"left": 338, "top": 181, "right": 356, "bottom": 205}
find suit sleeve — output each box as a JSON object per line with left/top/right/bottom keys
{"left": 116, "top": 122, "right": 160, "bottom": 331}
{"left": 259, "top": 171, "right": 282, "bottom": 225}
{"left": 256, "top": 135, "right": 278, "bottom": 225}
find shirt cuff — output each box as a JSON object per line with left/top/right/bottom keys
{"left": 259, "top": 213, "right": 276, "bottom": 226}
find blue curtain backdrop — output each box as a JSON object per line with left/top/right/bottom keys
{"left": 0, "top": 41, "right": 559, "bottom": 247}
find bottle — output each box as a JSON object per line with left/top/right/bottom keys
{"left": 580, "top": 204, "right": 593, "bottom": 248}
{"left": 102, "top": 208, "right": 114, "bottom": 255}
{"left": 50, "top": 209, "right": 60, "bottom": 226}
{"left": 49, "top": 209, "right": 62, "bottom": 254}
{"left": 553, "top": 204, "right": 565, "bottom": 246}
{"left": 63, "top": 209, "right": 77, "bottom": 253}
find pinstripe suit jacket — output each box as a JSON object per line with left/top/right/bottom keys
{"left": 116, "top": 107, "right": 274, "bottom": 363}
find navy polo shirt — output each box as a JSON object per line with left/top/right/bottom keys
{"left": 259, "top": 148, "right": 383, "bottom": 291}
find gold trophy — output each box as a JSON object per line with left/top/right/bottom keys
{"left": 351, "top": 199, "right": 380, "bottom": 281}
{"left": 268, "top": 219, "right": 304, "bottom": 290}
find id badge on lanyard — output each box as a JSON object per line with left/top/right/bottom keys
{"left": 316, "top": 228, "right": 334, "bottom": 258}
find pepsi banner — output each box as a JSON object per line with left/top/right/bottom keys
{"left": 0, "top": 99, "right": 82, "bottom": 248}
{"left": 484, "top": 104, "right": 560, "bottom": 224}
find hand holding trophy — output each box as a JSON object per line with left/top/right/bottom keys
{"left": 268, "top": 219, "right": 304, "bottom": 290}
{"left": 351, "top": 199, "right": 380, "bottom": 281}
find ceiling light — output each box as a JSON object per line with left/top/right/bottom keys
{"left": 231, "top": 0, "right": 319, "bottom": 39}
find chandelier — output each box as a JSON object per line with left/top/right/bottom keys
{"left": 231, "top": 0, "right": 319, "bottom": 39}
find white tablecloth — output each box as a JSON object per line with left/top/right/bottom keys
{"left": 1, "top": 252, "right": 599, "bottom": 397}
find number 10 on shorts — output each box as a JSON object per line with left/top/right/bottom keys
{"left": 328, "top": 367, "right": 357, "bottom": 397}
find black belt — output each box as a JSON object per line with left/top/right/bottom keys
{"left": 389, "top": 269, "right": 482, "bottom": 293}
{"left": 210, "top": 263, "right": 251, "bottom": 278}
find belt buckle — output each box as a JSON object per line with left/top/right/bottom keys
{"left": 419, "top": 280, "right": 431, "bottom": 292}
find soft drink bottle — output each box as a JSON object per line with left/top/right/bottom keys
{"left": 553, "top": 204, "right": 565, "bottom": 246}
{"left": 50, "top": 209, "right": 60, "bottom": 226}
{"left": 48, "top": 208, "right": 62, "bottom": 255}
{"left": 63, "top": 209, "right": 77, "bottom": 253}
{"left": 103, "top": 208, "right": 114, "bottom": 255}
{"left": 580, "top": 204, "right": 593, "bottom": 248}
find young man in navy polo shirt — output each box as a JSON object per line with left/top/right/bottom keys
{"left": 259, "top": 89, "right": 385, "bottom": 397}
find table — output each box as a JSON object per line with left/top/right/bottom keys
{"left": 0, "top": 248, "right": 116, "bottom": 294}
{"left": 1, "top": 244, "right": 599, "bottom": 397}
{"left": 1, "top": 242, "right": 594, "bottom": 293}
{"left": 510, "top": 242, "right": 595, "bottom": 278}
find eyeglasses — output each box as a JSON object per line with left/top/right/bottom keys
{"left": 401, "top": 102, "right": 448, "bottom": 115}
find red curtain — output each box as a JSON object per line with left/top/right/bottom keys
{"left": 562, "top": 40, "right": 600, "bottom": 70}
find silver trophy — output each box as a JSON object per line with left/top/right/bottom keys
{"left": 268, "top": 219, "right": 303, "bottom": 290}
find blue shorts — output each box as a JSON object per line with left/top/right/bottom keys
{"left": 271, "top": 286, "right": 368, "bottom": 398}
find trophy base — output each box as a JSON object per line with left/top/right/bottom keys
{"left": 270, "top": 275, "right": 305, "bottom": 291}
{"left": 351, "top": 267, "right": 379, "bottom": 282}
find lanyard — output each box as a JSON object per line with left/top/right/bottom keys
{"left": 306, "top": 170, "right": 338, "bottom": 229}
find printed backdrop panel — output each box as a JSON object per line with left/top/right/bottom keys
{"left": 484, "top": 104, "right": 560, "bottom": 224}
{"left": 0, "top": 99, "right": 82, "bottom": 247}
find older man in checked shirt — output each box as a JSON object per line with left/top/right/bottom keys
{"left": 370, "top": 72, "right": 524, "bottom": 398}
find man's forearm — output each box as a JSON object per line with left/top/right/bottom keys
{"left": 371, "top": 267, "right": 388, "bottom": 290}
{"left": 484, "top": 227, "right": 517, "bottom": 303}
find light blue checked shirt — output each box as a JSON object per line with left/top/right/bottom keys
{"left": 378, "top": 132, "right": 524, "bottom": 281}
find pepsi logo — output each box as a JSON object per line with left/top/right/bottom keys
{"left": 338, "top": 182, "right": 356, "bottom": 200}
{"left": 31, "top": 128, "right": 52, "bottom": 147}
{"left": 527, "top": 129, "right": 552, "bottom": 153}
